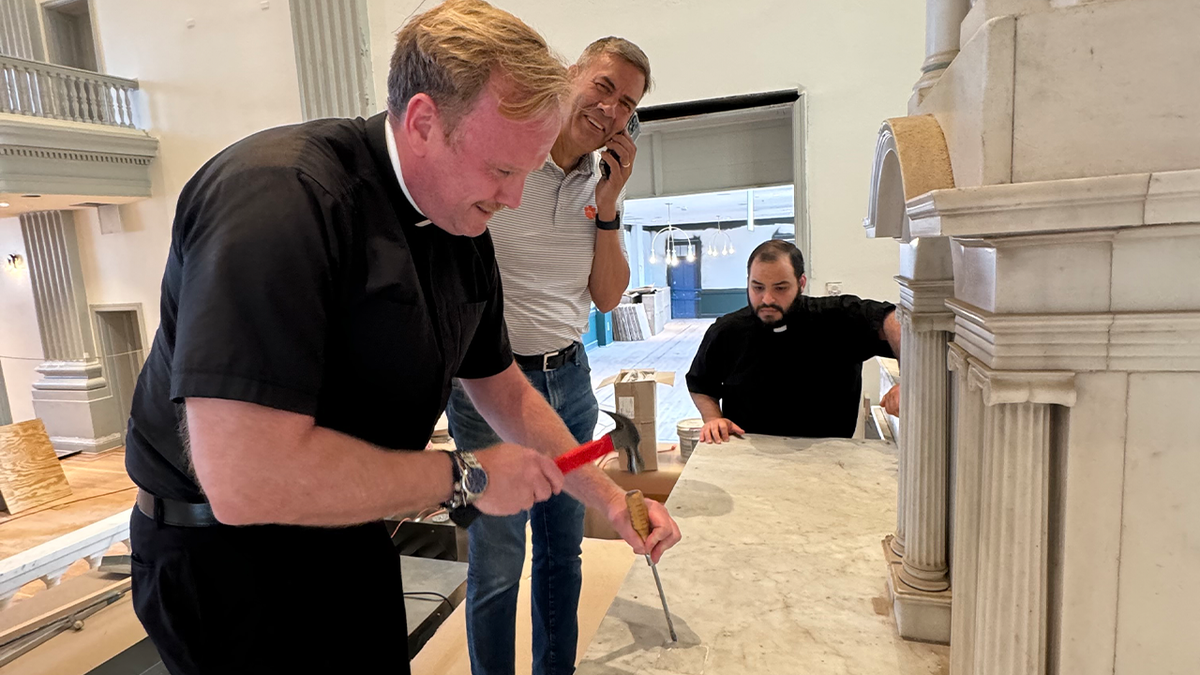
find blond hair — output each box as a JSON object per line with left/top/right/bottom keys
{"left": 577, "top": 37, "right": 653, "bottom": 97}
{"left": 387, "top": 0, "right": 569, "bottom": 130}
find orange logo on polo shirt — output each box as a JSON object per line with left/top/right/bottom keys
{"left": 584, "top": 205, "right": 597, "bottom": 219}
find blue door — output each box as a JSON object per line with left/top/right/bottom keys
{"left": 668, "top": 239, "right": 701, "bottom": 319}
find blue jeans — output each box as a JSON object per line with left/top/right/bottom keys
{"left": 446, "top": 346, "right": 598, "bottom": 675}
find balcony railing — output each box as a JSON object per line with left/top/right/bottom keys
{"left": 0, "top": 55, "right": 139, "bottom": 129}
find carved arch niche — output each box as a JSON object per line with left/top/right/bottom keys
{"left": 865, "top": 115, "right": 955, "bottom": 242}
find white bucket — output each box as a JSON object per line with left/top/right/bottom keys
{"left": 677, "top": 418, "right": 704, "bottom": 460}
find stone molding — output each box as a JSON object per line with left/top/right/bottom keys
{"left": 949, "top": 298, "right": 1200, "bottom": 373}
{"left": 907, "top": 169, "right": 1200, "bottom": 239}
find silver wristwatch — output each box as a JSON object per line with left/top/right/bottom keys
{"left": 445, "top": 450, "right": 488, "bottom": 510}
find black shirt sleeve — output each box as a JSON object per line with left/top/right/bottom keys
{"left": 169, "top": 167, "right": 342, "bottom": 416}
{"left": 686, "top": 321, "right": 728, "bottom": 399}
{"left": 455, "top": 258, "right": 514, "bottom": 379}
{"left": 829, "top": 295, "right": 897, "bottom": 361}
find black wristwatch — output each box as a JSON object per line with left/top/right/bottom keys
{"left": 595, "top": 211, "right": 621, "bottom": 231}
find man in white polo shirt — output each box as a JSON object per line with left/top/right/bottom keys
{"left": 445, "top": 37, "right": 652, "bottom": 675}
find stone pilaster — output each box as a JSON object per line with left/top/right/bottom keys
{"left": 20, "top": 210, "right": 121, "bottom": 455}
{"left": 967, "top": 360, "right": 1075, "bottom": 675}
{"left": 947, "top": 342, "right": 985, "bottom": 675}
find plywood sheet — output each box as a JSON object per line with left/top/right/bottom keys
{"left": 0, "top": 420, "right": 72, "bottom": 515}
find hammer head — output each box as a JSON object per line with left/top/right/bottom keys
{"left": 603, "top": 410, "right": 644, "bottom": 474}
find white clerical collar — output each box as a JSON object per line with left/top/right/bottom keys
{"left": 384, "top": 118, "right": 432, "bottom": 227}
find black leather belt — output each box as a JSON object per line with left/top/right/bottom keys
{"left": 514, "top": 342, "right": 581, "bottom": 372}
{"left": 136, "top": 489, "right": 222, "bottom": 527}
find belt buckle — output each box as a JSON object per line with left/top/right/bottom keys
{"left": 542, "top": 349, "right": 560, "bottom": 371}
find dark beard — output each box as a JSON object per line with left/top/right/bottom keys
{"left": 754, "top": 303, "right": 786, "bottom": 327}
{"left": 751, "top": 295, "right": 803, "bottom": 328}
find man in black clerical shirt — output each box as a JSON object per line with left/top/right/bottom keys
{"left": 686, "top": 240, "right": 902, "bottom": 443}
{"left": 123, "top": 3, "right": 679, "bottom": 673}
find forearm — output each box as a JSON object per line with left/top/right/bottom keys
{"left": 882, "top": 309, "right": 901, "bottom": 358}
{"left": 462, "top": 365, "right": 625, "bottom": 512}
{"left": 187, "top": 399, "right": 453, "bottom": 527}
{"left": 690, "top": 392, "right": 724, "bottom": 422}
{"left": 588, "top": 229, "right": 630, "bottom": 312}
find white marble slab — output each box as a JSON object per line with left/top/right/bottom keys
{"left": 578, "top": 436, "right": 947, "bottom": 675}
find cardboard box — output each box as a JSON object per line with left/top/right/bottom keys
{"left": 584, "top": 444, "right": 686, "bottom": 540}
{"left": 598, "top": 369, "right": 675, "bottom": 426}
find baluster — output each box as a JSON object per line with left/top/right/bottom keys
{"left": 33, "top": 68, "right": 47, "bottom": 118}
{"left": 118, "top": 87, "right": 130, "bottom": 127}
{"left": 52, "top": 73, "right": 66, "bottom": 120}
{"left": 0, "top": 66, "right": 11, "bottom": 114}
{"left": 84, "top": 79, "right": 98, "bottom": 123}
{"left": 123, "top": 88, "right": 136, "bottom": 127}
{"left": 101, "top": 82, "right": 115, "bottom": 125}
{"left": 17, "top": 65, "right": 31, "bottom": 116}
{"left": 94, "top": 80, "right": 109, "bottom": 125}
{"left": 68, "top": 75, "right": 82, "bottom": 122}
{"left": 84, "top": 79, "right": 97, "bottom": 123}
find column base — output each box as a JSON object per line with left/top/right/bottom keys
{"left": 31, "top": 372, "right": 124, "bottom": 456}
{"left": 883, "top": 536, "right": 951, "bottom": 644}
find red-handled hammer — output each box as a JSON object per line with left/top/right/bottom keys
{"left": 555, "top": 410, "right": 643, "bottom": 475}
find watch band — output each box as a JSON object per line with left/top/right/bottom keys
{"left": 444, "top": 451, "right": 468, "bottom": 510}
{"left": 595, "top": 212, "right": 621, "bottom": 230}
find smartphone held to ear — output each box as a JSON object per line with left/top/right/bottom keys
{"left": 600, "top": 112, "right": 641, "bottom": 180}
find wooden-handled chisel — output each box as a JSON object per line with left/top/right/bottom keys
{"left": 626, "top": 489, "right": 678, "bottom": 642}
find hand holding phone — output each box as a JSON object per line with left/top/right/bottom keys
{"left": 600, "top": 112, "right": 641, "bottom": 180}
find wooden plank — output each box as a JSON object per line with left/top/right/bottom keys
{"left": 0, "top": 450, "right": 134, "bottom": 560}
{"left": 0, "top": 574, "right": 130, "bottom": 646}
{"left": 0, "top": 420, "right": 71, "bottom": 515}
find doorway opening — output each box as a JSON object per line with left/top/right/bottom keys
{"left": 91, "top": 305, "right": 145, "bottom": 444}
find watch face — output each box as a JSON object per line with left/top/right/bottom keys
{"left": 463, "top": 466, "right": 488, "bottom": 495}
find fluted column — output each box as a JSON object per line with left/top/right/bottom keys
{"left": 289, "top": 0, "right": 374, "bottom": 120}
{"left": 893, "top": 272, "right": 955, "bottom": 596}
{"left": 948, "top": 343, "right": 985, "bottom": 675}
{"left": 912, "top": 0, "right": 972, "bottom": 105}
{"left": 967, "top": 361, "right": 1075, "bottom": 675}
{"left": 891, "top": 306, "right": 909, "bottom": 558}
{"left": 898, "top": 309, "right": 952, "bottom": 592}
{"left": 20, "top": 211, "right": 121, "bottom": 455}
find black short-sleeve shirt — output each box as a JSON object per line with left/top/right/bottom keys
{"left": 126, "top": 112, "right": 512, "bottom": 503}
{"left": 686, "top": 295, "right": 895, "bottom": 439}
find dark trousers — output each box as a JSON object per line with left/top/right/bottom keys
{"left": 130, "top": 508, "right": 410, "bottom": 674}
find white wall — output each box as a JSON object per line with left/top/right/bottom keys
{"left": 73, "top": 0, "right": 305, "bottom": 335}
{"left": 1, "top": 0, "right": 305, "bottom": 422}
{"left": 0, "top": 217, "right": 44, "bottom": 423}
{"left": 368, "top": 0, "right": 921, "bottom": 303}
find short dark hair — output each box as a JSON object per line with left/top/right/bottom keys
{"left": 747, "top": 240, "right": 805, "bottom": 281}
{"left": 576, "top": 37, "right": 653, "bottom": 96}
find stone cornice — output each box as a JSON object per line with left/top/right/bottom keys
{"left": 907, "top": 169, "right": 1200, "bottom": 239}
{"left": 896, "top": 275, "right": 956, "bottom": 316}
{"left": 948, "top": 299, "right": 1200, "bottom": 373}
{"left": 0, "top": 114, "right": 157, "bottom": 158}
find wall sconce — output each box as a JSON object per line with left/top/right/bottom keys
{"left": 5, "top": 253, "right": 26, "bottom": 275}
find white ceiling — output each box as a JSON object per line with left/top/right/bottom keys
{"left": 624, "top": 184, "right": 795, "bottom": 227}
